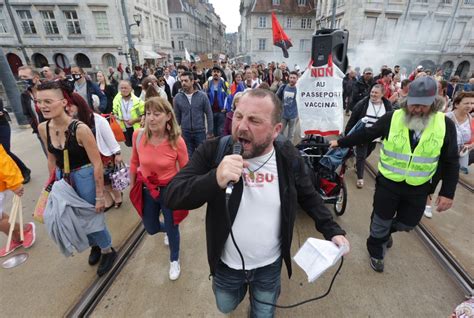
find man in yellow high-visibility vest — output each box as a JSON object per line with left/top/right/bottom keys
{"left": 330, "top": 76, "right": 459, "bottom": 273}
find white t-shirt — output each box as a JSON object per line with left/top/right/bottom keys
{"left": 365, "top": 101, "right": 386, "bottom": 128}
{"left": 221, "top": 149, "right": 281, "bottom": 270}
{"left": 185, "top": 93, "right": 193, "bottom": 105}
{"left": 121, "top": 98, "right": 133, "bottom": 127}
{"left": 165, "top": 75, "right": 176, "bottom": 89}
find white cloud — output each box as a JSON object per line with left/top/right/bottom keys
{"left": 209, "top": 0, "right": 241, "bottom": 33}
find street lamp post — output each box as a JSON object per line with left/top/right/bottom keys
{"left": 120, "top": 0, "right": 141, "bottom": 68}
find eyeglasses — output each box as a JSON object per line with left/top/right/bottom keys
{"left": 35, "top": 98, "right": 65, "bottom": 106}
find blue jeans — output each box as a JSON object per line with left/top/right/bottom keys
{"left": 182, "top": 130, "right": 206, "bottom": 158}
{"left": 142, "top": 186, "right": 180, "bottom": 261}
{"left": 213, "top": 112, "right": 225, "bottom": 137}
{"left": 56, "top": 165, "right": 112, "bottom": 249}
{"left": 212, "top": 258, "right": 282, "bottom": 318}
{"left": 280, "top": 118, "right": 297, "bottom": 142}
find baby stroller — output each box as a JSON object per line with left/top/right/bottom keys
{"left": 296, "top": 135, "right": 352, "bottom": 216}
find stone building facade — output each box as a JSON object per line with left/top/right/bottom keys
{"left": 238, "top": 0, "right": 317, "bottom": 67}
{"left": 168, "top": 0, "right": 226, "bottom": 61}
{"left": 0, "top": 0, "right": 173, "bottom": 75}
{"left": 316, "top": 0, "right": 474, "bottom": 79}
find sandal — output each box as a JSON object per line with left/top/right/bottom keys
{"left": 104, "top": 203, "right": 115, "bottom": 212}
{"left": 114, "top": 192, "right": 123, "bottom": 209}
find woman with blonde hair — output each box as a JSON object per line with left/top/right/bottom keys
{"left": 130, "top": 97, "right": 189, "bottom": 280}
{"left": 96, "top": 71, "right": 116, "bottom": 114}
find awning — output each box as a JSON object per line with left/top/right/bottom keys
{"left": 143, "top": 51, "right": 162, "bottom": 59}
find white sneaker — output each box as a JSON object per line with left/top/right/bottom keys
{"left": 169, "top": 260, "right": 180, "bottom": 280}
{"left": 164, "top": 234, "right": 169, "bottom": 246}
{"left": 424, "top": 205, "right": 432, "bottom": 218}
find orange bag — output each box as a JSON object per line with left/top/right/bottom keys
{"left": 110, "top": 115, "right": 126, "bottom": 142}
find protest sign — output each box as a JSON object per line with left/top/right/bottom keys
{"left": 296, "top": 55, "right": 344, "bottom": 136}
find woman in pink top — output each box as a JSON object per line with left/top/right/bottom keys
{"left": 130, "top": 97, "right": 189, "bottom": 280}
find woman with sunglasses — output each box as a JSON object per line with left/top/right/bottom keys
{"left": 67, "top": 92, "right": 124, "bottom": 209}
{"left": 36, "top": 81, "right": 116, "bottom": 276}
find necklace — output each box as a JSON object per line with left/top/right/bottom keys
{"left": 370, "top": 101, "right": 384, "bottom": 118}
{"left": 246, "top": 149, "right": 275, "bottom": 181}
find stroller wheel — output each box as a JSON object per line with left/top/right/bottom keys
{"left": 334, "top": 180, "right": 347, "bottom": 216}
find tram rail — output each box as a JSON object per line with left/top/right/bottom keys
{"left": 65, "top": 223, "right": 146, "bottom": 317}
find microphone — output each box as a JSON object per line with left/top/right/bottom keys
{"left": 225, "top": 141, "right": 243, "bottom": 197}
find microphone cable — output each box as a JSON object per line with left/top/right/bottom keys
{"left": 224, "top": 193, "right": 344, "bottom": 309}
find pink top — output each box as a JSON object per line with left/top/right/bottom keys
{"left": 130, "top": 130, "right": 189, "bottom": 182}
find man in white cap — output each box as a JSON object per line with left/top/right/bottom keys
{"left": 409, "top": 65, "right": 424, "bottom": 81}
{"left": 330, "top": 76, "right": 459, "bottom": 273}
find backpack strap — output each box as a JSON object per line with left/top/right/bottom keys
{"left": 215, "top": 135, "right": 232, "bottom": 166}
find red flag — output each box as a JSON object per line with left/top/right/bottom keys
{"left": 272, "top": 12, "right": 292, "bottom": 58}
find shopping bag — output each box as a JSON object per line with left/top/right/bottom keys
{"left": 110, "top": 115, "right": 126, "bottom": 142}
{"left": 110, "top": 163, "right": 130, "bottom": 191}
{"left": 33, "top": 182, "right": 53, "bottom": 223}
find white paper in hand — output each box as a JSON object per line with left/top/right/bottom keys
{"left": 293, "top": 238, "right": 348, "bottom": 283}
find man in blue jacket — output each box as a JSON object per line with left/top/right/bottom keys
{"left": 71, "top": 66, "right": 107, "bottom": 112}
{"left": 174, "top": 71, "right": 214, "bottom": 158}
{"left": 205, "top": 66, "right": 229, "bottom": 137}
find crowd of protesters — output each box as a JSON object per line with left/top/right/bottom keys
{"left": 0, "top": 57, "right": 472, "bottom": 290}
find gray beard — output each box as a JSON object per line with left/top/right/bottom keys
{"left": 404, "top": 111, "right": 432, "bottom": 131}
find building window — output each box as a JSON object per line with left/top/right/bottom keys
{"left": 93, "top": 11, "right": 109, "bottom": 35}
{"left": 464, "top": 0, "right": 474, "bottom": 4}
{"left": 41, "top": 10, "right": 59, "bottom": 35}
{"left": 299, "top": 39, "right": 305, "bottom": 51}
{"left": 298, "top": 0, "right": 307, "bottom": 5}
{"left": 414, "top": 0, "right": 428, "bottom": 2}
{"left": 441, "top": 0, "right": 452, "bottom": 3}
{"left": 383, "top": 18, "right": 397, "bottom": 39}
{"left": 64, "top": 10, "right": 81, "bottom": 34}
{"left": 169, "top": 17, "right": 172, "bottom": 29}
{"left": 363, "top": 16, "right": 377, "bottom": 40}
{"left": 272, "top": 0, "right": 281, "bottom": 5}
{"left": 172, "top": 40, "right": 175, "bottom": 49}
{"left": 258, "top": 38, "right": 266, "bottom": 50}
{"left": 404, "top": 19, "right": 420, "bottom": 42}
{"left": 258, "top": 16, "right": 267, "bottom": 28}
{"left": 160, "top": 21, "right": 164, "bottom": 39}
{"left": 178, "top": 40, "right": 184, "bottom": 50}
{"left": 17, "top": 10, "right": 37, "bottom": 34}
{"left": 176, "top": 17, "right": 182, "bottom": 29}
{"left": 429, "top": 20, "right": 445, "bottom": 43}
{"left": 452, "top": 22, "right": 466, "bottom": 42}
{"left": 301, "top": 18, "right": 312, "bottom": 29}
{"left": 0, "top": 8, "right": 7, "bottom": 33}
{"left": 287, "top": 17, "right": 292, "bottom": 28}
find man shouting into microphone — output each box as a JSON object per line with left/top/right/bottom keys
{"left": 165, "top": 89, "right": 349, "bottom": 317}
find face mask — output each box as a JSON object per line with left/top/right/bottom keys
{"left": 23, "top": 79, "right": 34, "bottom": 88}
{"left": 72, "top": 74, "right": 82, "bottom": 82}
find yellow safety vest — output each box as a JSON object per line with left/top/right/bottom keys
{"left": 112, "top": 93, "right": 144, "bottom": 130}
{"left": 378, "top": 110, "right": 445, "bottom": 186}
